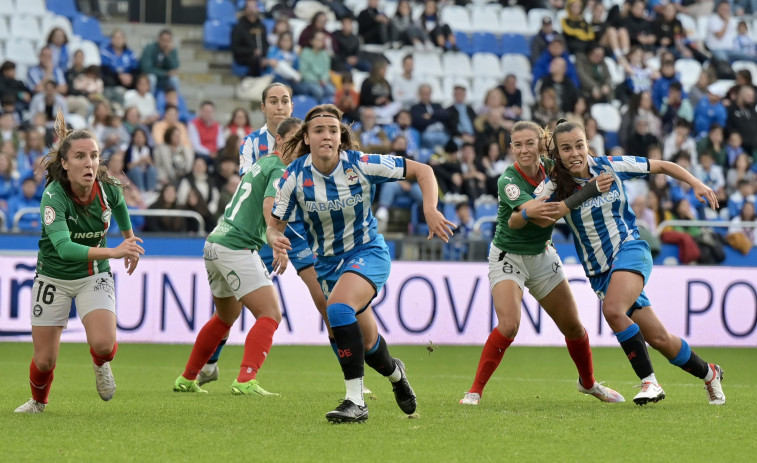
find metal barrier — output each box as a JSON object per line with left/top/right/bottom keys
{"left": 11, "top": 208, "right": 206, "bottom": 235}
{"left": 655, "top": 220, "right": 757, "bottom": 236}
{"left": 0, "top": 209, "right": 5, "bottom": 232}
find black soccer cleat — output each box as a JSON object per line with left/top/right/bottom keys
{"left": 392, "top": 359, "right": 417, "bottom": 415}
{"left": 325, "top": 399, "right": 369, "bottom": 423}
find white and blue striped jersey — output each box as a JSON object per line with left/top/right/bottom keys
{"left": 562, "top": 156, "right": 650, "bottom": 277}
{"left": 272, "top": 150, "right": 406, "bottom": 257}
{"left": 239, "top": 124, "right": 274, "bottom": 175}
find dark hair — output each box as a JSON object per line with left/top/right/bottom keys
{"left": 276, "top": 117, "right": 303, "bottom": 138}
{"left": 669, "top": 81, "right": 683, "bottom": 92}
{"left": 0, "top": 61, "right": 15, "bottom": 72}
{"left": 158, "top": 29, "right": 172, "bottom": 38}
{"left": 227, "top": 107, "right": 250, "bottom": 127}
{"left": 546, "top": 120, "right": 588, "bottom": 201}
{"left": 46, "top": 27, "right": 68, "bottom": 45}
{"left": 200, "top": 100, "right": 214, "bottom": 108}
{"left": 164, "top": 103, "right": 179, "bottom": 113}
{"left": 261, "top": 82, "right": 293, "bottom": 103}
{"left": 164, "top": 125, "right": 179, "bottom": 144}
{"left": 42, "top": 110, "right": 117, "bottom": 192}
{"left": 280, "top": 104, "right": 358, "bottom": 165}
{"left": 675, "top": 118, "right": 691, "bottom": 129}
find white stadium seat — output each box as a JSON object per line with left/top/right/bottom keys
{"left": 471, "top": 52, "right": 501, "bottom": 79}
{"left": 590, "top": 103, "right": 622, "bottom": 132}
{"left": 441, "top": 5, "right": 473, "bottom": 34}
{"left": 604, "top": 56, "right": 625, "bottom": 85}
{"left": 442, "top": 51, "right": 473, "bottom": 79}
{"left": 500, "top": 7, "right": 530, "bottom": 35}
{"left": 470, "top": 5, "right": 502, "bottom": 34}
{"left": 69, "top": 39, "right": 101, "bottom": 66}
{"left": 4, "top": 38, "right": 37, "bottom": 66}
{"left": 10, "top": 14, "right": 41, "bottom": 42}
{"left": 527, "top": 8, "right": 554, "bottom": 36}
{"left": 500, "top": 53, "right": 532, "bottom": 83}
{"left": 40, "top": 13, "right": 74, "bottom": 41}
{"left": 0, "top": 17, "right": 9, "bottom": 41}
{"left": 15, "top": 0, "right": 46, "bottom": 17}
{"left": 732, "top": 61, "right": 757, "bottom": 85}
{"left": 677, "top": 13, "right": 699, "bottom": 42}
{"left": 413, "top": 51, "right": 444, "bottom": 78}
{"left": 471, "top": 76, "right": 498, "bottom": 110}
{"left": 674, "top": 58, "right": 702, "bottom": 92}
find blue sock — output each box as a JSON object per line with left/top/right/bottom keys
{"left": 669, "top": 338, "right": 691, "bottom": 366}
{"left": 670, "top": 338, "right": 709, "bottom": 379}
{"left": 208, "top": 337, "right": 227, "bottom": 364}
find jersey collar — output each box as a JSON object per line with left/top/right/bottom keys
{"left": 71, "top": 182, "right": 98, "bottom": 206}
{"left": 513, "top": 161, "right": 546, "bottom": 187}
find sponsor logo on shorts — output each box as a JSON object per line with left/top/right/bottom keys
{"left": 93, "top": 277, "right": 115, "bottom": 295}
{"left": 44, "top": 206, "right": 56, "bottom": 225}
{"left": 552, "top": 261, "right": 561, "bottom": 274}
{"left": 33, "top": 304, "right": 43, "bottom": 317}
{"left": 226, "top": 270, "right": 241, "bottom": 291}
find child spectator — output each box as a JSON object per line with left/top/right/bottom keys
{"left": 726, "top": 131, "right": 746, "bottom": 168}
{"left": 727, "top": 179, "right": 756, "bottom": 219}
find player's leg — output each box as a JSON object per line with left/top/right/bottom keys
{"left": 359, "top": 306, "right": 416, "bottom": 414}
{"left": 539, "top": 278, "right": 624, "bottom": 403}
{"left": 16, "top": 325, "right": 63, "bottom": 413}
{"left": 632, "top": 307, "right": 725, "bottom": 405}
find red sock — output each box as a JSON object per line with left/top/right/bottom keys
{"left": 183, "top": 316, "right": 233, "bottom": 380}
{"left": 566, "top": 330, "right": 595, "bottom": 388}
{"left": 469, "top": 328, "right": 513, "bottom": 395}
{"left": 90, "top": 342, "right": 118, "bottom": 366}
{"left": 29, "top": 360, "right": 55, "bottom": 404}
{"left": 237, "top": 317, "right": 279, "bottom": 383}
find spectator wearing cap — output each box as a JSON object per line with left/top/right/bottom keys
{"left": 727, "top": 85, "right": 757, "bottom": 155}
{"left": 446, "top": 85, "right": 477, "bottom": 146}
{"left": 531, "top": 36, "right": 580, "bottom": 92}
{"left": 576, "top": 45, "right": 613, "bottom": 105}
{"left": 694, "top": 84, "right": 728, "bottom": 138}
{"left": 231, "top": 0, "right": 269, "bottom": 77}
{"left": 531, "top": 15, "right": 558, "bottom": 65}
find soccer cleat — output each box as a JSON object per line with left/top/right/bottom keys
{"left": 93, "top": 362, "right": 116, "bottom": 401}
{"left": 230, "top": 379, "right": 279, "bottom": 396}
{"left": 14, "top": 398, "right": 45, "bottom": 414}
{"left": 459, "top": 392, "right": 481, "bottom": 405}
{"left": 325, "top": 399, "right": 369, "bottom": 423}
{"left": 197, "top": 363, "right": 219, "bottom": 386}
{"left": 173, "top": 375, "right": 208, "bottom": 393}
{"left": 633, "top": 381, "right": 665, "bottom": 405}
{"left": 704, "top": 364, "right": 725, "bottom": 405}
{"left": 576, "top": 379, "right": 625, "bottom": 403}
{"left": 391, "top": 359, "right": 417, "bottom": 414}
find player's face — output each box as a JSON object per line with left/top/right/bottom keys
{"left": 62, "top": 138, "right": 100, "bottom": 191}
{"left": 304, "top": 118, "right": 340, "bottom": 163}
{"left": 510, "top": 129, "right": 540, "bottom": 169}
{"left": 262, "top": 86, "right": 292, "bottom": 127}
{"left": 274, "top": 127, "right": 300, "bottom": 151}
{"left": 556, "top": 128, "right": 590, "bottom": 178}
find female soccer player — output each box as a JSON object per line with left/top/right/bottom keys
{"left": 172, "top": 118, "right": 298, "bottom": 396}
{"left": 547, "top": 120, "right": 725, "bottom": 405}
{"left": 15, "top": 112, "right": 144, "bottom": 413}
{"left": 460, "top": 121, "right": 625, "bottom": 406}
{"left": 270, "top": 104, "right": 456, "bottom": 423}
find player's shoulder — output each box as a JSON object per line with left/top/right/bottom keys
{"left": 498, "top": 165, "right": 524, "bottom": 186}
{"left": 41, "top": 181, "right": 67, "bottom": 204}
{"left": 101, "top": 177, "right": 125, "bottom": 195}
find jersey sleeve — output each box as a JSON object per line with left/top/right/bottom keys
{"left": 41, "top": 187, "right": 90, "bottom": 261}
{"left": 239, "top": 134, "right": 255, "bottom": 175}
{"left": 264, "top": 165, "right": 286, "bottom": 199}
{"left": 272, "top": 167, "right": 298, "bottom": 222}
{"left": 498, "top": 172, "right": 532, "bottom": 210}
{"left": 109, "top": 184, "right": 133, "bottom": 232}
{"left": 354, "top": 151, "right": 406, "bottom": 184}
{"left": 602, "top": 156, "right": 650, "bottom": 180}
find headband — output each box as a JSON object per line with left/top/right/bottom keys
{"left": 308, "top": 113, "right": 339, "bottom": 121}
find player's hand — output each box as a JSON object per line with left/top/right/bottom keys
{"left": 425, "top": 207, "right": 457, "bottom": 243}
{"left": 114, "top": 237, "right": 144, "bottom": 275}
{"left": 526, "top": 197, "right": 561, "bottom": 222}
{"left": 271, "top": 236, "right": 291, "bottom": 275}
{"left": 693, "top": 181, "right": 719, "bottom": 210}
{"left": 594, "top": 172, "right": 615, "bottom": 193}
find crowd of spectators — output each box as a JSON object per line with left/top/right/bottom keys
{"left": 2, "top": 0, "right": 757, "bottom": 262}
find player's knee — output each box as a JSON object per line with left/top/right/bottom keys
{"left": 90, "top": 339, "right": 115, "bottom": 357}
{"left": 497, "top": 320, "right": 519, "bottom": 339}
{"left": 560, "top": 323, "right": 585, "bottom": 339}
{"left": 644, "top": 330, "right": 672, "bottom": 351}
{"left": 33, "top": 356, "right": 56, "bottom": 371}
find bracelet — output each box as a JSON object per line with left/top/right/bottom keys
{"left": 521, "top": 208, "right": 529, "bottom": 221}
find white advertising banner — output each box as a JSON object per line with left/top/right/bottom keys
{"left": 0, "top": 255, "right": 755, "bottom": 347}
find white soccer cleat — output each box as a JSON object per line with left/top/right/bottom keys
{"left": 576, "top": 379, "right": 625, "bottom": 403}
{"left": 14, "top": 398, "right": 46, "bottom": 414}
{"left": 459, "top": 392, "right": 481, "bottom": 405}
{"left": 704, "top": 364, "right": 725, "bottom": 405}
{"left": 633, "top": 381, "right": 665, "bottom": 405}
{"left": 93, "top": 362, "right": 116, "bottom": 401}
{"left": 197, "top": 363, "right": 219, "bottom": 386}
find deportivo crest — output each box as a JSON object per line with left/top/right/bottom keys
{"left": 505, "top": 183, "right": 520, "bottom": 201}
{"left": 345, "top": 167, "right": 358, "bottom": 185}
{"left": 44, "top": 206, "right": 55, "bottom": 225}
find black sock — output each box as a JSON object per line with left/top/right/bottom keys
{"left": 364, "top": 335, "right": 396, "bottom": 377}
{"left": 332, "top": 322, "right": 365, "bottom": 380}
{"left": 681, "top": 351, "right": 710, "bottom": 379}
{"left": 616, "top": 324, "right": 654, "bottom": 379}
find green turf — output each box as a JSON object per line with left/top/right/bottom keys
{"left": 1, "top": 343, "right": 755, "bottom": 462}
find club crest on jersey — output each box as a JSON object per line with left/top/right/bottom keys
{"left": 345, "top": 168, "right": 358, "bottom": 185}
{"left": 44, "top": 206, "right": 55, "bottom": 225}
{"left": 505, "top": 183, "right": 520, "bottom": 201}
{"left": 102, "top": 208, "right": 112, "bottom": 223}
{"left": 534, "top": 182, "right": 545, "bottom": 195}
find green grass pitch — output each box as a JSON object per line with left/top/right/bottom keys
{"left": 1, "top": 343, "right": 756, "bottom": 462}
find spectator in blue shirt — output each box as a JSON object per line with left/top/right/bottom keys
{"left": 101, "top": 29, "right": 139, "bottom": 91}
{"left": 6, "top": 176, "right": 41, "bottom": 232}
{"left": 26, "top": 47, "right": 68, "bottom": 95}
{"left": 532, "top": 37, "right": 580, "bottom": 92}
{"left": 694, "top": 85, "right": 727, "bottom": 138}
{"left": 651, "top": 55, "right": 680, "bottom": 111}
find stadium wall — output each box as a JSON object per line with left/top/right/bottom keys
{"left": 1, "top": 241, "right": 756, "bottom": 347}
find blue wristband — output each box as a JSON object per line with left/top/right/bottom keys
{"left": 521, "top": 208, "right": 529, "bottom": 221}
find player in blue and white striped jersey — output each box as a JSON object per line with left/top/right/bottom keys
{"left": 238, "top": 83, "right": 293, "bottom": 174}
{"left": 547, "top": 120, "right": 726, "bottom": 406}
{"left": 270, "top": 104, "right": 455, "bottom": 423}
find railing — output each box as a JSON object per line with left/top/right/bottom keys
{"left": 0, "top": 209, "right": 5, "bottom": 232}
{"left": 655, "top": 220, "right": 757, "bottom": 236}
{"left": 10, "top": 208, "right": 206, "bottom": 235}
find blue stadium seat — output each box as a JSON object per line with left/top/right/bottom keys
{"left": 207, "top": 0, "right": 238, "bottom": 24}
{"left": 263, "top": 18, "right": 275, "bottom": 35}
{"left": 604, "top": 131, "right": 620, "bottom": 151}
{"left": 474, "top": 202, "right": 498, "bottom": 219}
{"left": 410, "top": 202, "right": 430, "bottom": 236}
{"left": 292, "top": 94, "right": 318, "bottom": 120}
{"left": 231, "top": 61, "right": 250, "bottom": 77}
{"left": 203, "top": 20, "right": 232, "bottom": 50}
{"left": 46, "top": 0, "right": 79, "bottom": 19}
{"left": 472, "top": 32, "right": 499, "bottom": 56}
{"left": 72, "top": 14, "right": 106, "bottom": 46}
{"left": 499, "top": 33, "right": 529, "bottom": 58}
{"left": 455, "top": 31, "right": 473, "bottom": 55}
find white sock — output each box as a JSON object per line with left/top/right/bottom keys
{"left": 345, "top": 377, "right": 365, "bottom": 407}
{"left": 388, "top": 364, "right": 402, "bottom": 383}
{"left": 703, "top": 364, "right": 715, "bottom": 382}
{"left": 642, "top": 373, "right": 658, "bottom": 385}
{"left": 200, "top": 363, "right": 216, "bottom": 375}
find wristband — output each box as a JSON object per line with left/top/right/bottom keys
{"left": 521, "top": 208, "right": 529, "bottom": 221}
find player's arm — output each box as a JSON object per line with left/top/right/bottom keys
{"left": 650, "top": 159, "right": 718, "bottom": 209}
{"left": 264, "top": 196, "right": 291, "bottom": 274}
{"left": 405, "top": 159, "right": 456, "bottom": 243}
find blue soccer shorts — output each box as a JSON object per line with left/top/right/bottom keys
{"left": 258, "top": 222, "right": 315, "bottom": 275}
{"left": 589, "top": 239, "right": 652, "bottom": 315}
